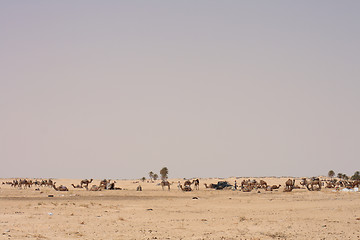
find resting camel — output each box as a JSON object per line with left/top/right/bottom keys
{"left": 265, "top": 184, "right": 281, "bottom": 191}
{"left": 242, "top": 185, "right": 253, "bottom": 192}
{"left": 71, "top": 184, "right": 83, "bottom": 189}
{"left": 325, "top": 180, "right": 336, "bottom": 188}
{"left": 259, "top": 180, "right": 268, "bottom": 189}
{"left": 204, "top": 183, "right": 216, "bottom": 189}
{"left": 284, "top": 179, "right": 295, "bottom": 192}
{"left": 179, "top": 184, "right": 192, "bottom": 192}
{"left": 53, "top": 183, "right": 69, "bottom": 191}
{"left": 184, "top": 180, "right": 192, "bottom": 187}
{"left": 161, "top": 180, "right": 170, "bottom": 191}
{"left": 80, "top": 179, "right": 93, "bottom": 188}
{"left": 301, "top": 177, "right": 321, "bottom": 191}
{"left": 88, "top": 185, "right": 101, "bottom": 191}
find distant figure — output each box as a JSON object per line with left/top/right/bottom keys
{"left": 234, "top": 180, "right": 237, "bottom": 190}
{"left": 137, "top": 185, "right": 142, "bottom": 191}
{"left": 177, "top": 181, "right": 181, "bottom": 190}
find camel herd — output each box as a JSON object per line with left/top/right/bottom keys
{"left": 176, "top": 177, "right": 359, "bottom": 193}
{"left": 159, "top": 179, "right": 200, "bottom": 191}
{"left": 3, "top": 179, "right": 55, "bottom": 189}
{"left": 2, "top": 177, "right": 359, "bottom": 193}
{"left": 2, "top": 178, "right": 121, "bottom": 192}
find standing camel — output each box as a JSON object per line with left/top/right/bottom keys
{"left": 80, "top": 179, "right": 93, "bottom": 188}
{"left": 192, "top": 179, "right": 200, "bottom": 190}
{"left": 284, "top": 179, "right": 295, "bottom": 192}
{"left": 301, "top": 177, "right": 321, "bottom": 191}
{"left": 161, "top": 180, "right": 170, "bottom": 191}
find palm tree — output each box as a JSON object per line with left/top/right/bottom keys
{"left": 337, "top": 173, "right": 343, "bottom": 179}
{"left": 351, "top": 171, "right": 360, "bottom": 180}
{"left": 328, "top": 170, "right": 335, "bottom": 179}
{"left": 149, "top": 171, "right": 154, "bottom": 182}
{"left": 153, "top": 174, "right": 158, "bottom": 180}
{"left": 160, "top": 167, "right": 169, "bottom": 180}
{"left": 141, "top": 177, "right": 146, "bottom": 182}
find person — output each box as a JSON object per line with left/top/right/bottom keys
{"left": 177, "top": 181, "right": 181, "bottom": 190}
{"left": 234, "top": 180, "right": 237, "bottom": 190}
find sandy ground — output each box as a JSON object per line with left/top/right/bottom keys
{"left": 1, "top": 177, "right": 360, "bottom": 240}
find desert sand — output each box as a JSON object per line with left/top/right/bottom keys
{"left": 1, "top": 177, "right": 359, "bottom": 240}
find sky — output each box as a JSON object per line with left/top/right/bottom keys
{"left": 1, "top": 1, "right": 359, "bottom": 179}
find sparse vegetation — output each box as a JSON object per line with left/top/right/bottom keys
{"left": 351, "top": 171, "right": 360, "bottom": 180}
{"left": 149, "top": 171, "right": 154, "bottom": 181}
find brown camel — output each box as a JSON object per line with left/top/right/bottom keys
{"left": 184, "top": 180, "right": 192, "bottom": 187}
{"left": 301, "top": 177, "right": 321, "bottom": 191}
{"left": 179, "top": 184, "right": 192, "bottom": 192}
{"left": 259, "top": 180, "right": 268, "bottom": 189}
{"left": 99, "top": 179, "right": 110, "bottom": 189}
{"left": 80, "top": 179, "right": 93, "bottom": 188}
{"left": 53, "top": 183, "right": 69, "bottom": 191}
{"left": 71, "top": 184, "right": 83, "bottom": 189}
{"left": 242, "top": 185, "right": 253, "bottom": 192}
{"left": 284, "top": 179, "right": 295, "bottom": 192}
{"left": 161, "top": 180, "right": 170, "bottom": 191}
{"left": 271, "top": 184, "right": 281, "bottom": 190}
{"left": 352, "top": 180, "right": 360, "bottom": 188}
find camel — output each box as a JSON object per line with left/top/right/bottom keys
{"left": 242, "top": 185, "right": 253, "bottom": 192}
{"left": 99, "top": 179, "right": 110, "bottom": 189}
{"left": 265, "top": 184, "right": 281, "bottom": 191}
{"left": 18, "top": 179, "right": 32, "bottom": 189}
{"left": 88, "top": 185, "right": 101, "bottom": 191}
{"left": 192, "top": 179, "right": 200, "bottom": 190}
{"left": 179, "top": 184, "right": 192, "bottom": 192}
{"left": 325, "top": 181, "right": 336, "bottom": 188}
{"left": 204, "top": 183, "right": 216, "bottom": 189}
{"left": 285, "top": 179, "right": 295, "bottom": 192}
{"left": 48, "top": 179, "right": 54, "bottom": 187}
{"left": 80, "top": 179, "right": 93, "bottom": 188}
{"left": 352, "top": 180, "right": 360, "bottom": 188}
{"left": 53, "top": 183, "right": 69, "bottom": 191}
{"left": 106, "top": 181, "right": 121, "bottom": 190}
{"left": 241, "top": 179, "right": 257, "bottom": 191}
{"left": 301, "top": 177, "right": 321, "bottom": 191}
{"left": 161, "top": 180, "right": 170, "bottom": 191}
{"left": 259, "top": 180, "right": 268, "bottom": 189}
{"left": 71, "top": 184, "right": 83, "bottom": 189}
{"left": 184, "top": 180, "right": 192, "bottom": 187}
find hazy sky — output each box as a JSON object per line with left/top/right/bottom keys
{"left": 1, "top": 1, "right": 359, "bottom": 179}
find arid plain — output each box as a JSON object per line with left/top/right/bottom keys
{"left": 1, "top": 178, "right": 359, "bottom": 240}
